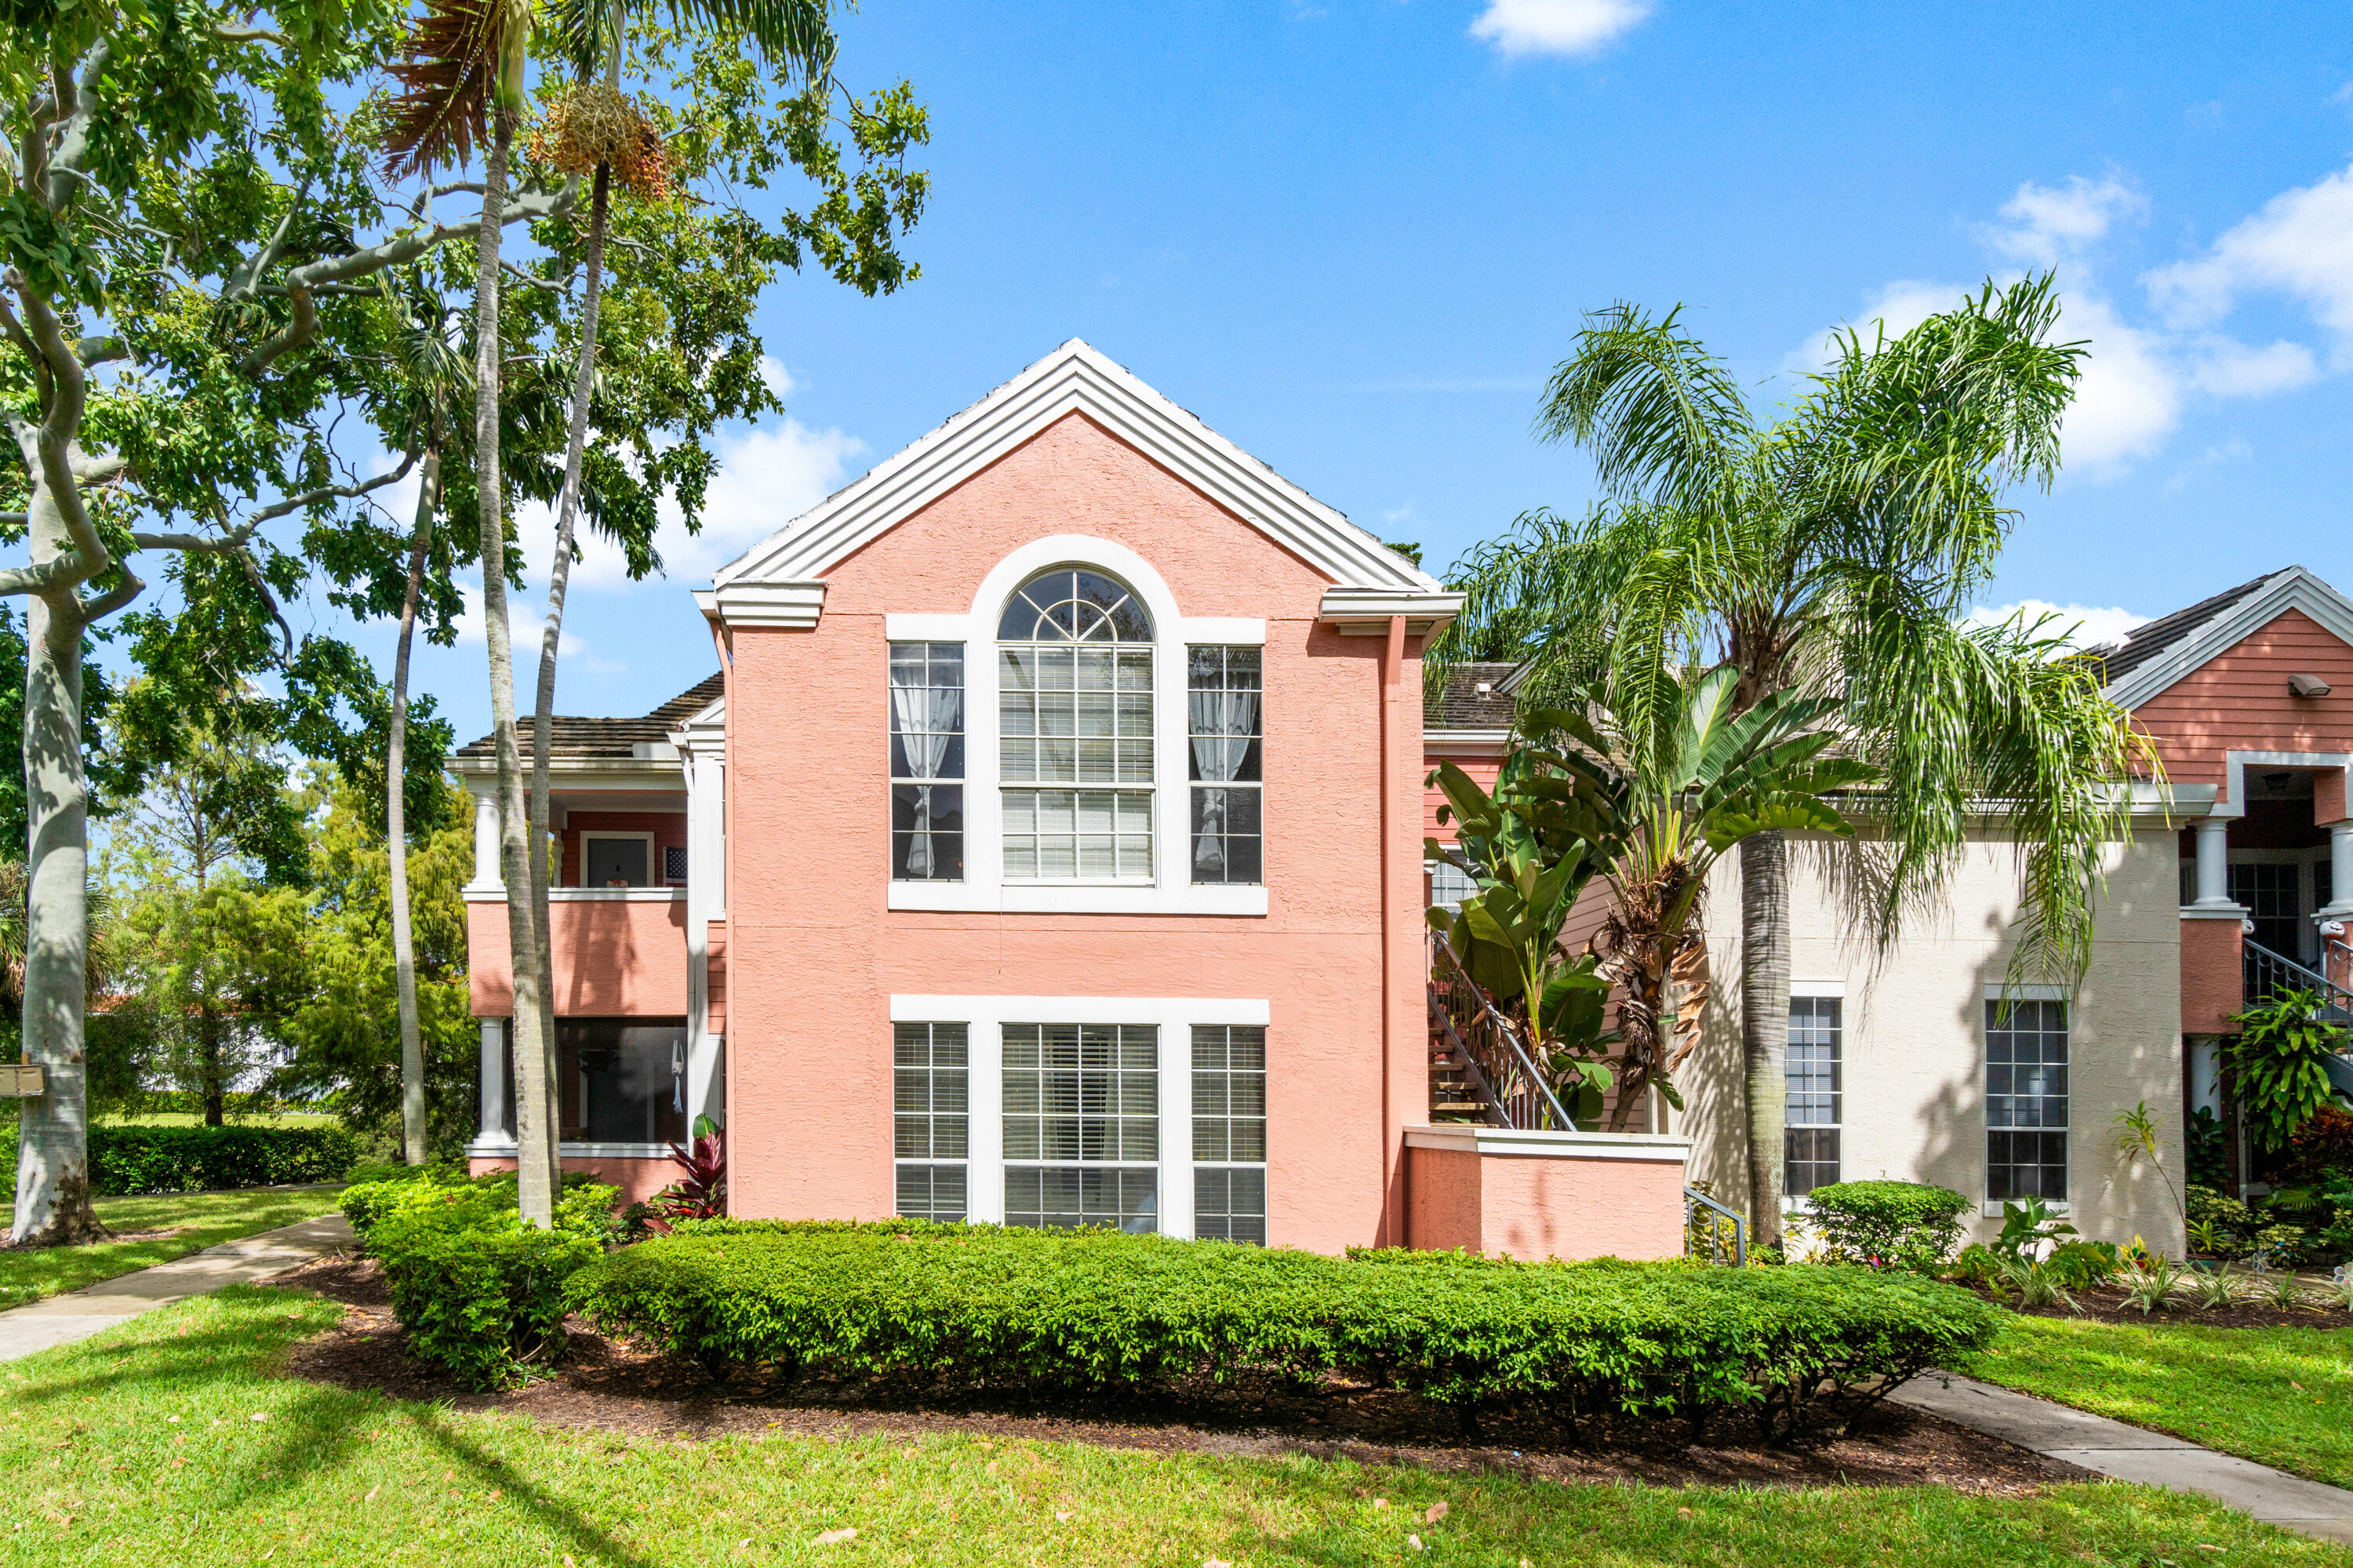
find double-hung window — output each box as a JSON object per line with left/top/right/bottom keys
{"left": 1986, "top": 998, "right": 2068, "bottom": 1202}
{"left": 1187, "top": 647, "right": 1262, "bottom": 884}
{"left": 893, "top": 1023, "right": 969, "bottom": 1220}
{"left": 998, "top": 569, "right": 1155, "bottom": 881}
{"left": 889, "top": 643, "right": 966, "bottom": 881}
{"left": 1783, "top": 996, "right": 1842, "bottom": 1198}
{"left": 1191, "top": 1024, "right": 1266, "bottom": 1242}
{"left": 1002, "top": 1022, "right": 1159, "bottom": 1231}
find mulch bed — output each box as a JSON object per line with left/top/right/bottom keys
{"left": 1987, "top": 1285, "right": 2353, "bottom": 1330}
{"left": 271, "top": 1253, "right": 2080, "bottom": 1496}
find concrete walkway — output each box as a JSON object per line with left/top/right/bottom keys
{"left": 1894, "top": 1370, "right": 2353, "bottom": 1545}
{"left": 0, "top": 1211, "right": 355, "bottom": 1362}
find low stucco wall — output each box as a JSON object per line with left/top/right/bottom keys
{"left": 1405, "top": 1128, "right": 1689, "bottom": 1260}
{"left": 2180, "top": 915, "right": 2244, "bottom": 1036}
{"left": 468, "top": 895, "right": 690, "bottom": 1018}
{"left": 470, "top": 1153, "right": 677, "bottom": 1206}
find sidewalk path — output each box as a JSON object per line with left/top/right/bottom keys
{"left": 1894, "top": 1370, "right": 2353, "bottom": 1545}
{"left": 0, "top": 1211, "right": 354, "bottom": 1362}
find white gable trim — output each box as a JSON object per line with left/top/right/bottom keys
{"left": 710, "top": 340, "right": 1446, "bottom": 616}
{"left": 2107, "top": 566, "right": 2353, "bottom": 711}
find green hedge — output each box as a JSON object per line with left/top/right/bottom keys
{"left": 566, "top": 1221, "right": 2002, "bottom": 1432}
{"left": 0, "top": 1124, "right": 361, "bottom": 1196}
{"left": 344, "top": 1170, "right": 621, "bottom": 1388}
{"left": 1803, "top": 1181, "right": 1972, "bottom": 1273}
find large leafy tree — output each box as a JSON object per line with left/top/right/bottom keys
{"left": 1433, "top": 278, "right": 2148, "bottom": 1242}
{"left": 1, "top": 0, "right": 574, "bottom": 1243}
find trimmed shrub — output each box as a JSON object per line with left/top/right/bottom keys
{"left": 0, "top": 1124, "right": 363, "bottom": 1195}
{"left": 347, "top": 1169, "right": 621, "bottom": 1388}
{"left": 2043, "top": 1240, "right": 2121, "bottom": 1290}
{"left": 566, "top": 1221, "right": 2002, "bottom": 1433}
{"left": 1803, "top": 1181, "right": 1971, "bottom": 1273}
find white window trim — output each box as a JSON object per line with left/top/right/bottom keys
{"left": 884, "top": 535, "right": 1267, "bottom": 916}
{"left": 578, "top": 830, "right": 658, "bottom": 889}
{"left": 1782, "top": 988, "right": 1844, "bottom": 1206}
{"left": 1983, "top": 989, "right": 2070, "bottom": 1209}
{"left": 889, "top": 992, "right": 1271, "bottom": 1238}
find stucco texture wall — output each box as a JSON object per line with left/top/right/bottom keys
{"left": 1677, "top": 824, "right": 2184, "bottom": 1253}
{"left": 468, "top": 897, "right": 690, "bottom": 1017}
{"left": 724, "top": 412, "right": 1417, "bottom": 1252}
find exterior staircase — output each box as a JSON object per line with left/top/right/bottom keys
{"left": 2244, "top": 937, "right": 2353, "bottom": 1099}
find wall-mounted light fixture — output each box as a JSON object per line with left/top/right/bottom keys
{"left": 2289, "top": 672, "right": 2333, "bottom": 697}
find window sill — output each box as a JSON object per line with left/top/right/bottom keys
{"left": 886, "top": 880, "right": 1267, "bottom": 916}
{"left": 1982, "top": 1199, "right": 2070, "bottom": 1218}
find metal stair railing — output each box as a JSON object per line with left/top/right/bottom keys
{"left": 1683, "top": 1186, "right": 1747, "bottom": 1266}
{"left": 1426, "top": 931, "right": 1575, "bottom": 1132}
{"left": 2242, "top": 937, "right": 2353, "bottom": 1023}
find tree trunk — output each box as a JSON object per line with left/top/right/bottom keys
{"left": 473, "top": 107, "right": 558, "bottom": 1228}
{"left": 199, "top": 1004, "right": 225, "bottom": 1125}
{"left": 527, "top": 160, "right": 611, "bottom": 1178}
{"left": 390, "top": 444, "right": 440, "bottom": 1166}
{"left": 1740, "top": 830, "right": 1790, "bottom": 1250}
{"left": 12, "top": 567, "right": 99, "bottom": 1245}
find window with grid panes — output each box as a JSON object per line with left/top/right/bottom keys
{"left": 2231, "top": 861, "right": 2302, "bottom": 961}
{"left": 998, "top": 569, "right": 1155, "bottom": 881}
{"left": 893, "top": 1023, "right": 969, "bottom": 1221}
{"left": 1001, "top": 1022, "right": 1158, "bottom": 1231}
{"left": 1191, "top": 1024, "right": 1266, "bottom": 1243}
{"left": 889, "top": 642, "right": 966, "bottom": 881}
{"left": 1986, "top": 998, "right": 2068, "bottom": 1202}
{"left": 1187, "top": 647, "right": 1262, "bottom": 884}
{"left": 1783, "top": 997, "right": 1841, "bottom": 1198}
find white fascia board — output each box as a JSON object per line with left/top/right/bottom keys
{"left": 446, "top": 757, "right": 684, "bottom": 790}
{"left": 1425, "top": 728, "right": 1510, "bottom": 751}
{"left": 712, "top": 340, "right": 1441, "bottom": 598}
{"left": 1402, "top": 1124, "right": 1693, "bottom": 1162}
{"left": 2108, "top": 566, "right": 2353, "bottom": 711}
{"left": 1317, "top": 586, "right": 1465, "bottom": 636}
{"left": 711, "top": 579, "right": 824, "bottom": 629}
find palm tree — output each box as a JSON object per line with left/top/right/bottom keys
{"left": 1434, "top": 277, "right": 2149, "bottom": 1244}
{"left": 384, "top": 0, "right": 562, "bottom": 1224}
{"left": 521, "top": 0, "right": 838, "bottom": 1125}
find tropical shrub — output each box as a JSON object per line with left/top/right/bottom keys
{"left": 642, "top": 1119, "right": 726, "bottom": 1233}
{"left": 567, "top": 1221, "right": 2002, "bottom": 1433}
{"left": 1803, "top": 1181, "right": 1971, "bottom": 1272}
{"left": 2043, "top": 1240, "right": 2121, "bottom": 1290}
{"left": 1948, "top": 1242, "right": 2002, "bottom": 1289}
{"left": 0, "top": 1124, "right": 362, "bottom": 1196}
{"left": 345, "top": 1169, "right": 620, "bottom": 1388}
{"left": 2226, "top": 989, "right": 2350, "bottom": 1151}
{"left": 1990, "top": 1197, "right": 2076, "bottom": 1262}
{"left": 2278, "top": 1107, "right": 2353, "bottom": 1184}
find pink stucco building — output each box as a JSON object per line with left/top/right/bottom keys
{"left": 456, "top": 341, "right": 1692, "bottom": 1255}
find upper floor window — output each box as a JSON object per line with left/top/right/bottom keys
{"left": 890, "top": 642, "right": 965, "bottom": 882}
{"left": 1187, "top": 647, "right": 1262, "bottom": 885}
{"left": 998, "top": 569, "right": 1155, "bottom": 881}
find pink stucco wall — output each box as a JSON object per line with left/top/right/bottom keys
{"left": 1406, "top": 1141, "right": 1689, "bottom": 1260}
{"left": 468, "top": 897, "right": 690, "bottom": 1017}
{"left": 2181, "top": 916, "right": 2245, "bottom": 1036}
{"left": 470, "top": 1153, "right": 676, "bottom": 1206}
{"left": 723, "top": 411, "right": 1424, "bottom": 1251}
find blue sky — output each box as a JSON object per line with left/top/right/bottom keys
{"left": 362, "top": 0, "right": 2353, "bottom": 747}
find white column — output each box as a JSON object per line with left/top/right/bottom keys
{"left": 2191, "top": 817, "right": 2234, "bottom": 908}
{"left": 475, "top": 1018, "right": 511, "bottom": 1147}
{"left": 2322, "top": 822, "right": 2353, "bottom": 918}
{"left": 467, "top": 790, "right": 502, "bottom": 891}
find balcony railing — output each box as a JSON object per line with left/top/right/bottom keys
{"left": 2242, "top": 938, "right": 2353, "bottom": 1024}
{"left": 1426, "top": 932, "right": 1573, "bottom": 1132}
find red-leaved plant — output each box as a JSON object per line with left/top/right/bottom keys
{"left": 643, "top": 1115, "right": 726, "bottom": 1234}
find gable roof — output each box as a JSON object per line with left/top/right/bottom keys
{"left": 2099, "top": 566, "right": 2353, "bottom": 710}
{"left": 709, "top": 340, "right": 1447, "bottom": 620}
{"left": 453, "top": 671, "right": 722, "bottom": 763}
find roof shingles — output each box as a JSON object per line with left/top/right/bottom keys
{"left": 454, "top": 671, "right": 722, "bottom": 762}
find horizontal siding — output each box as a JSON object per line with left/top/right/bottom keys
{"left": 2134, "top": 609, "right": 2353, "bottom": 789}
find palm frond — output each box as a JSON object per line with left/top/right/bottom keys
{"left": 382, "top": 0, "right": 530, "bottom": 179}
{"left": 1534, "top": 303, "right": 1757, "bottom": 515}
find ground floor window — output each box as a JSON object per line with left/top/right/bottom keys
{"left": 1986, "top": 997, "right": 2068, "bottom": 1202}
{"left": 1002, "top": 1022, "right": 1159, "bottom": 1232}
{"left": 1783, "top": 995, "right": 1841, "bottom": 1198}
{"left": 893, "top": 1022, "right": 969, "bottom": 1221}
{"left": 1191, "top": 1024, "right": 1267, "bottom": 1243}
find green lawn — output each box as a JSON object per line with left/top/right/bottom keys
{"left": 0, "top": 1288, "right": 2345, "bottom": 1567}
{"left": 0, "top": 1188, "right": 345, "bottom": 1311}
{"left": 1965, "top": 1314, "right": 2353, "bottom": 1489}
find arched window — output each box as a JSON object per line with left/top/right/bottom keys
{"left": 998, "top": 568, "right": 1155, "bottom": 879}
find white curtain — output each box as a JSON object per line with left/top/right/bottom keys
{"left": 892, "top": 676, "right": 963, "bottom": 877}
{"left": 1188, "top": 685, "right": 1259, "bottom": 876}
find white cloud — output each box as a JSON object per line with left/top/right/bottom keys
{"left": 1965, "top": 600, "right": 2148, "bottom": 652}
{"left": 1781, "top": 279, "right": 1971, "bottom": 377}
{"left": 514, "top": 413, "right": 866, "bottom": 595}
{"left": 2049, "top": 294, "right": 2180, "bottom": 471}
{"left": 756, "top": 354, "right": 796, "bottom": 401}
{"left": 2188, "top": 337, "right": 2319, "bottom": 396}
{"left": 1469, "top": 0, "right": 1652, "bottom": 59}
{"left": 453, "top": 582, "right": 610, "bottom": 670}
{"left": 2144, "top": 165, "right": 2353, "bottom": 337}
{"left": 1986, "top": 175, "right": 2144, "bottom": 267}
